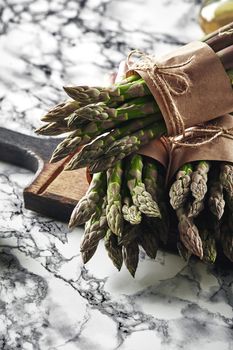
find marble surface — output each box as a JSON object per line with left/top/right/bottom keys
{"left": 1, "top": 0, "right": 233, "bottom": 349}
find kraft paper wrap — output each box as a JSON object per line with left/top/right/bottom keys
{"left": 138, "top": 136, "right": 169, "bottom": 168}
{"left": 127, "top": 41, "right": 233, "bottom": 136}
{"left": 168, "top": 114, "right": 233, "bottom": 182}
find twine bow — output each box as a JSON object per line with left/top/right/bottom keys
{"left": 169, "top": 125, "right": 233, "bottom": 148}
{"left": 127, "top": 49, "right": 194, "bottom": 136}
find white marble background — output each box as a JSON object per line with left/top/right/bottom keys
{"left": 1, "top": 0, "right": 233, "bottom": 349}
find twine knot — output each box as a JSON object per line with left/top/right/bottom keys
{"left": 169, "top": 125, "right": 233, "bottom": 148}
{"left": 127, "top": 49, "right": 194, "bottom": 136}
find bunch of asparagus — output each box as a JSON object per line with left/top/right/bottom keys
{"left": 36, "top": 26, "right": 233, "bottom": 173}
{"left": 35, "top": 23, "right": 233, "bottom": 275}
{"left": 169, "top": 161, "right": 233, "bottom": 264}
{"left": 68, "top": 154, "right": 169, "bottom": 276}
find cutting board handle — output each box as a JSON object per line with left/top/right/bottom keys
{"left": 0, "top": 127, "right": 61, "bottom": 172}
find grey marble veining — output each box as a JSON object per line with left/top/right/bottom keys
{"left": 1, "top": 0, "right": 233, "bottom": 349}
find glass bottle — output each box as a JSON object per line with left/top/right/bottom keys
{"left": 199, "top": 0, "right": 233, "bottom": 33}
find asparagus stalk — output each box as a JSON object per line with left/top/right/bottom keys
{"left": 63, "top": 78, "right": 150, "bottom": 106}
{"left": 200, "top": 229, "right": 217, "bottom": 264}
{"left": 50, "top": 119, "right": 117, "bottom": 163}
{"left": 126, "top": 155, "right": 161, "bottom": 218}
{"left": 177, "top": 241, "right": 191, "bottom": 261}
{"left": 137, "top": 221, "right": 159, "bottom": 259}
{"left": 122, "top": 196, "right": 142, "bottom": 225}
{"left": 89, "top": 121, "right": 166, "bottom": 173}
{"left": 208, "top": 181, "right": 225, "bottom": 220}
{"left": 65, "top": 115, "right": 156, "bottom": 170}
{"left": 190, "top": 161, "right": 210, "bottom": 201}
{"left": 41, "top": 100, "right": 82, "bottom": 122}
{"left": 80, "top": 197, "right": 108, "bottom": 256}
{"left": 187, "top": 161, "right": 210, "bottom": 218}
{"left": 122, "top": 240, "right": 139, "bottom": 277}
{"left": 106, "top": 161, "right": 124, "bottom": 236}
{"left": 221, "top": 224, "right": 233, "bottom": 262}
{"left": 169, "top": 163, "right": 193, "bottom": 210}
{"left": 118, "top": 224, "right": 140, "bottom": 246}
{"left": 81, "top": 246, "right": 98, "bottom": 264}
{"left": 220, "top": 163, "right": 233, "bottom": 195}
{"left": 69, "top": 172, "right": 107, "bottom": 229}
{"left": 67, "top": 96, "right": 158, "bottom": 125}
{"left": 143, "top": 160, "right": 169, "bottom": 244}
{"left": 176, "top": 207, "right": 203, "bottom": 259}
{"left": 104, "top": 229, "right": 123, "bottom": 271}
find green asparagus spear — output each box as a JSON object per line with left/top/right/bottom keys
{"left": 143, "top": 160, "right": 169, "bottom": 244}
{"left": 80, "top": 197, "right": 108, "bottom": 255}
{"left": 177, "top": 241, "right": 191, "bottom": 261}
{"left": 176, "top": 207, "right": 203, "bottom": 259}
{"left": 169, "top": 163, "right": 193, "bottom": 210}
{"left": 122, "top": 196, "right": 142, "bottom": 225}
{"left": 137, "top": 222, "right": 159, "bottom": 259}
{"left": 50, "top": 119, "right": 117, "bottom": 163}
{"left": 67, "top": 96, "right": 159, "bottom": 125}
{"left": 190, "top": 161, "right": 210, "bottom": 201}
{"left": 118, "top": 224, "right": 141, "bottom": 246}
{"left": 104, "top": 229, "right": 123, "bottom": 271}
{"left": 200, "top": 229, "right": 217, "bottom": 264}
{"left": 208, "top": 181, "right": 225, "bottom": 220}
{"left": 65, "top": 116, "right": 156, "bottom": 170}
{"left": 122, "top": 240, "right": 139, "bottom": 277}
{"left": 220, "top": 163, "right": 233, "bottom": 196}
{"left": 63, "top": 78, "right": 150, "bottom": 106}
{"left": 90, "top": 121, "right": 166, "bottom": 173}
{"left": 69, "top": 172, "right": 107, "bottom": 229}
{"left": 41, "top": 100, "right": 82, "bottom": 122}
{"left": 126, "top": 155, "right": 161, "bottom": 218}
{"left": 221, "top": 224, "right": 233, "bottom": 262}
{"left": 106, "top": 161, "right": 124, "bottom": 236}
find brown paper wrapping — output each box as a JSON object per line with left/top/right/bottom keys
{"left": 138, "top": 136, "right": 169, "bottom": 168}
{"left": 127, "top": 41, "right": 233, "bottom": 136}
{"left": 168, "top": 114, "right": 233, "bottom": 182}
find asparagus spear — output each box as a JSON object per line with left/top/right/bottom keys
{"left": 143, "top": 158, "right": 159, "bottom": 202}
{"left": 169, "top": 163, "right": 193, "bottom": 210}
{"left": 81, "top": 246, "right": 98, "bottom": 264}
{"left": 67, "top": 96, "right": 159, "bottom": 125}
{"left": 177, "top": 241, "right": 191, "bottom": 261}
{"left": 200, "top": 229, "right": 217, "bottom": 264}
{"left": 143, "top": 160, "right": 169, "bottom": 244}
{"left": 63, "top": 78, "right": 151, "bottom": 106}
{"left": 69, "top": 172, "right": 107, "bottom": 229}
{"left": 190, "top": 161, "right": 210, "bottom": 201}
{"left": 208, "top": 181, "right": 225, "bottom": 220}
{"left": 41, "top": 100, "right": 82, "bottom": 122}
{"left": 220, "top": 163, "right": 233, "bottom": 196}
{"left": 176, "top": 207, "right": 203, "bottom": 259}
{"left": 122, "top": 196, "right": 142, "bottom": 225}
{"left": 89, "top": 121, "right": 166, "bottom": 173}
{"left": 35, "top": 120, "right": 69, "bottom": 136}
{"left": 221, "top": 224, "right": 233, "bottom": 262}
{"left": 187, "top": 161, "right": 209, "bottom": 218}
{"left": 106, "top": 161, "right": 124, "bottom": 236}
{"left": 188, "top": 199, "right": 205, "bottom": 218}
{"left": 50, "top": 119, "right": 117, "bottom": 163}
{"left": 65, "top": 115, "right": 156, "bottom": 170}
{"left": 104, "top": 229, "right": 123, "bottom": 271}
{"left": 118, "top": 224, "right": 140, "bottom": 246}
{"left": 126, "top": 155, "right": 161, "bottom": 218}
{"left": 137, "top": 222, "right": 159, "bottom": 259}
{"left": 122, "top": 240, "right": 139, "bottom": 277}
{"left": 80, "top": 197, "right": 108, "bottom": 255}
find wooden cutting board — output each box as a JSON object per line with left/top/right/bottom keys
{"left": 0, "top": 127, "right": 89, "bottom": 221}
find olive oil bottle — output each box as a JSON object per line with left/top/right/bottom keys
{"left": 199, "top": 0, "right": 233, "bottom": 33}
